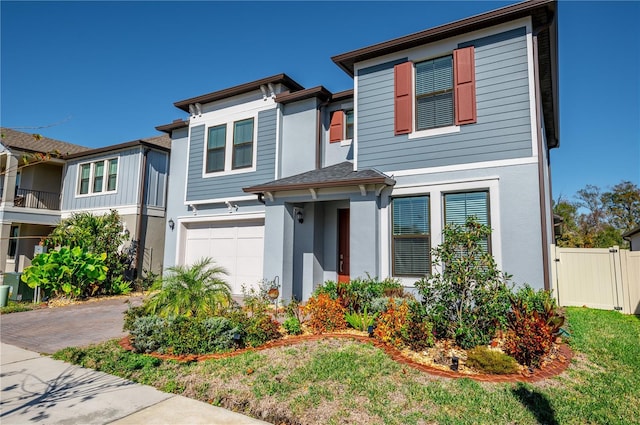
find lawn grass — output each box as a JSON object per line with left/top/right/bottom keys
{"left": 53, "top": 307, "right": 640, "bottom": 424}
{"left": 0, "top": 300, "right": 37, "bottom": 314}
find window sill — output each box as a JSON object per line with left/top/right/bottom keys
{"left": 203, "top": 166, "right": 256, "bottom": 179}
{"left": 408, "top": 125, "right": 460, "bottom": 140}
{"left": 340, "top": 139, "right": 352, "bottom": 147}
{"left": 76, "top": 190, "right": 117, "bottom": 198}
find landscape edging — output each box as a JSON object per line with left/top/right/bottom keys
{"left": 119, "top": 333, "right": 572, "bottom": 383}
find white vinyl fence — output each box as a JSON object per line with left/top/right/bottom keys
{"left": 550, "top": 245, "right": 640, "bottom": 315}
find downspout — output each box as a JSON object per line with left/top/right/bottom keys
{"left": 532, "top": 13, "right": 555, "bottom": 290}
{"left": 135, "top": 146, "right": 150, "bottom": 278}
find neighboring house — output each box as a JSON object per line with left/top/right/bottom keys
{"left": 623, "top": 226, "right": 640, "bottom": 251}
{"left": 61, "top": 135, "right": 171, "bottom": 276}
{"left": 159, "top": 0, "right": 559, "bottom": 300}
{"left": 0, "top": 127, "right": 89, "bottom": 274}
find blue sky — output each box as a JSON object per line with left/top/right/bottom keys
{"left": 1, "top": 1, "right": 638, "bottom": 200}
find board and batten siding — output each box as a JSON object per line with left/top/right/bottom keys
{"left": 356, "top": 27, "right": 532, "bottom": 172}
{"left": 186, "top": 108, "right": 277, "bottom": 201}
{"left": 144, "top": 150, "right": 168, "bottom": 208}
{"left": 61, "top": 148, "right": 141, "bottom": 210}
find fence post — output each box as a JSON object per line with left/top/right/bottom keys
{"left": 610, "top": 246, "right": 625, "bottom": 312}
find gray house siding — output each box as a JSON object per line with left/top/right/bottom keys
{"left": 357, "top": 27, "right": 532, "bottom": 172}
{"left": 162, "top": 128, "right": 189, "bottom": 271}
{"left": 61, "top": 148, "right": 141, "bottom": 210}
{"left": 145, "top": 149, "right": 168, "bottom": 208}
{"left": 186, "top": 108, "right": 277, "bottom": 201}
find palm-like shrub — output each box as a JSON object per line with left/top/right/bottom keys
{"left": 144, "top": 258, "right": 231, "bottom": 318}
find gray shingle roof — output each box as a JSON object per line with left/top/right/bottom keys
{"left": 0, "top": 127, "right": 89, "bottom": 155}
{"left": 243, "top": 161, "right": 395, "bottom": 193}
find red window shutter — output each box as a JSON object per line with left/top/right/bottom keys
{"left": 329, "top": 110, "right": 344, "bottom": 143}
{"left": 394, "top": 62, "right": 413, "bottom": 135}
{"left": 454, "top": 46, "right": 477, "bottom": 125}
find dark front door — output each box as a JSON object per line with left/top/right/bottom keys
{"left": 338, "top": 209, "right": 350, "bottom": 283}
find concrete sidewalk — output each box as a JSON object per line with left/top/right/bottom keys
{"left": 0, "top": 343, "right": 269, "bottom": 425}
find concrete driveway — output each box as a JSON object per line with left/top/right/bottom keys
{"left": 0, "top": 296, "right": 143, "bottom": 354}
{"left": 0, "top": 296, "right": 269, "bottom": 424}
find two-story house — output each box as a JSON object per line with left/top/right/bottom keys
{"left": 160, "top": 0, "right": 559, "bottom": 301}
{"left": 61, "top": 135, "right": 171, "bottom": 276}
{"left": 0, "top": 128, "right": 89, "bottom": 274}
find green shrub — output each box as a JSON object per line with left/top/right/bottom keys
{"left": 466, "top": 346, "right": 519, "bottom": 374}
{"left": 313, "top": 275, "right": 404, "bottom": 313}
{"left": 45, "top": 210, "right": 130, "bottom": 295}
{"left": 416, "top": 217, "right": 512, "bottom": 349}
{"left": 400, "top": 301, "right": 434, "bottom": 351}
{"left": 144, "top": 258, "right": 231, "bottom": 318}
{"left": 345, "top": 307, "right": 378, "bottom": 332}
{"left": 123, "top": 304, "right": 147, "bottom": 331}
{"left": 130, "top": 315, "right": 241, "bottom": 355}
{"left": 21, "top": 246, "right": 108, "bottom": 298}
{"left": 130, "top": 315, "right": 168, "bottom": 353}
{"left": 369, "top": 296, "right": 392, "bottom": 314}
{"left": 283, "top": 316, "right": 302, "bottom": 335}
{"left": 242, "top": 314, "right": 281, "bottom": 347}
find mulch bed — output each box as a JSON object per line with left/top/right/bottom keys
{"left": 119, "top": 333, "right": 572, "bottom": 383}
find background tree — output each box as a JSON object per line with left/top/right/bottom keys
{"left": 554, "top": 180, "right": 639, "bottom": 248}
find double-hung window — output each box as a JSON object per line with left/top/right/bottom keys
{"left": 329, "top": 109, "right": 354, "bottom": 142}
{"left": 232, "top": 118, "right": 254, "bottom": 169}
{"left": 107, "top": 159, "right": 118, "bottom": 191}
{"left": 444, "top": 190, "right": 490, "bottom": 251}
{"left": 415, "top": 56, "right": 454, "bottom": 130}
{"left": 93, "top": 161, "right": 104, "bottom": 193}
{"left": 79, "top": 164, "right": 91, "bottom": 195}
{"left": 206, "top": 124, "right": 226, "bottom": 173}
{"left": 394, "top": 46, "right": 476, "bottom": 135}
{"left": 392, "top": 196, "right": 431, "bottom": 276}
{"left": 78, "top": 158, "right": 118, "bottom": 195}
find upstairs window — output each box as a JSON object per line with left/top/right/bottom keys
{"left": 415, "top": 56, "right": 454, "bottom": 130}
{"left": 206, "top": 124, "right": 226, "bottom": 173}
{"left": 392, "top": 195, "right": 431, "bottom": 276}
{"left": 329, "top": 109, "right": 353, "bottom": 142}
{"left": 232, "top": 118, "right": 254, "bottom": 169}
{"left": 78, "top": 158, "right": 118, "bottom": 195}
{"left": 79, "top": 164, "right": 90, "bottom": 195}
{"left": 107, "top": 159, "right": 118, "bottom": 191}
{"left": 394, "top": 46, "right": 476, "bottom": 135}
{"left": 93, "top": 161, "right": 104, "bottom": 193}
{"left": 345, "top": 110, "right": 354, "bottom": 139}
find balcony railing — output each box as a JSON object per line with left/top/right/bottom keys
{"left": 13, "top": 188, "right": 61, "bottom": 210}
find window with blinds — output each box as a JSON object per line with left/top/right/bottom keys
{"left": 444, "top": 191, "right": 490, "bottom": 251}
{"left": 392, "top": 195, "right": 431, "bottom": 276}
{"left": 232, "top": 118, "right": 254, "bottom": 169}
{"left": 206, "top": 124, "right": 226, "bottom": 173}
{"left": 415, "top": 55, "right": 454, "bottom": 130}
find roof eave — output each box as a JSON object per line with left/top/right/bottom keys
{"left": 243, "top": 176, "right": 395, "bottom": 194}
{"left": 174, "top": 73, "right": 305, "bottom": 112}
{"left": 332, "top": 0, "right": 556, "bottom": 76}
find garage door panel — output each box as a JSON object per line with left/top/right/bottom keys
{"left": 183, "top": 219, "right": 264, "bottom": 294}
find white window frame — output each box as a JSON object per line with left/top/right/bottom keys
{"left": 202, "top": 115, "right": 258, "bottom": 178}
{"left": 76, "top": 157, "right": 119, "bottom": 197}
{"left": 408, "top": 54, "right": 460, "bottom": 140}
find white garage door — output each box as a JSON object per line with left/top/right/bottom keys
{"left": 183, "top": 219, "right": 264, "bottom": 295}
